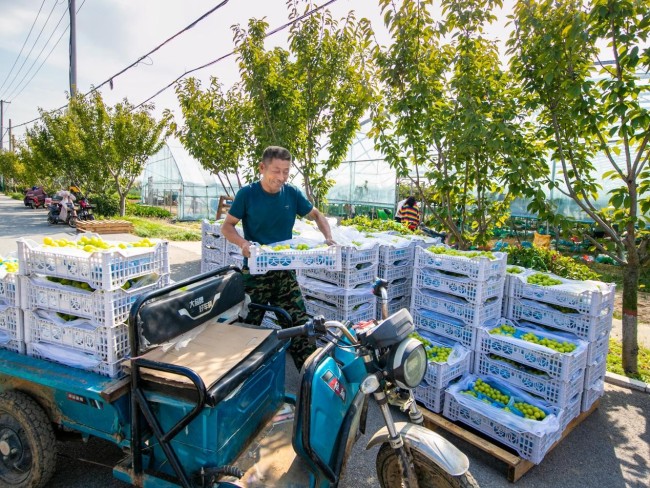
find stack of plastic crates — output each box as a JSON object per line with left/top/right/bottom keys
{"left": 411, "top": 246, "right": 507, "bottom": 354}
{"left": 412, "top": 330, "right": 471, "bottom": 413}
{"left": 17, "top": 236, "right": 170, "bottom": 378}
{"left": 443, "top": 374, "right": 563, "bottom": 464}
{"left": 299, "top": 244, "right": 378, "bottom": 323}
{"left": 475, "top": 317, "right": 588, "bottom": 432}
{"left": 375, "top": 236, "right": 417, "bottom": 320}
{"left": 201, "top": 220, "right": 244, "bottom": 272}
{"left": 0, "top": 256, "right": 23, "bottom": 354}
{"left": 505, "top": 270, "right": 615, "bottom": 416}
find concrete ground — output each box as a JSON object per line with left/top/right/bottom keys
{"left": 1, "top": 194, "right": 648, "bottom": 488}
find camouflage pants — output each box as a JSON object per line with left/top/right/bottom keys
{"left": 241, "top": 268, "right": 315, "bottom": 370}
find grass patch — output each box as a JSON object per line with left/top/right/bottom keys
{"left": 121, "top": 216, "right": 201, "bottom": 241}
{"left": 607, "top": 338, "right": 650, "bottom": 383}
{"left": 586, "top": 261, "right": 650, "bottom": 291}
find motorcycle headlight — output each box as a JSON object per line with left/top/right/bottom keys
{"left": 387, "top": 338, "right": 427, "bottom": 389}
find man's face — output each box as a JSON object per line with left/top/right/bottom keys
{"left": 259, "top": 158, "right": 291, "bottom": 193}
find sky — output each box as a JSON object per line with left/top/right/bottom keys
{"left": 0, "top": 0, "right": 516, "bottom": 146}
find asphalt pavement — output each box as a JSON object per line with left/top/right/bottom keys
{"left": 0, "top": 194, "right": 648, "bottom": 487}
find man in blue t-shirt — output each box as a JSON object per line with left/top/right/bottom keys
{"left": 221, "top": 146, "right": 335, "bottom": 369}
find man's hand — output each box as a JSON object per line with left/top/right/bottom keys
{"left": 325, "top": 238, "right": 337, "bottom": 246}
{"left": 240, "top": 241, "right": 252, "bottom": 258}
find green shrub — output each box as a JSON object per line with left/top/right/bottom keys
{"left": 506, "top": 246, "right": 600, "bottom": 281}
{"left": 10, "top": 192, "right": 23, "bottom": 200}
{"left": 92, "top": 194, "right": 121, "bottom": 217}
{"left": 126, "top": 203, "right": 172, "bottom": 219}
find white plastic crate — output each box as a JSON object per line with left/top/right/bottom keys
{"left": 504, "top": 266, "right": 527, "bottom": 297}
{"left": 248, "top": 245, "right": 341, "bottom": 275}
{"left": 444, "top": 375, "right": 562, "bottom": 464}
{"left": 0, "top": 272, "right": 18, "bottom": 306}
{"left": 202, "top": 246, "right": 226, "bottom": 266}
{"left": 303, "top": 264, "right": 377, "bottom": 289}
{"left": 0, "top": 303, "right": 24, "bottom": 343}
{"left": 304, "top": 297, "right": 376, "bottom": 324}
{"left": 415, "top": 246, "right": 507, "bottom": 281}
{"left": 26, "top": 342, "right": 125, "bottom": 378}
{"left": 476, "top": 319, "right": 588, "bottom": 381}
{"left": 411, "top": 287, "right": 502, "bottom": 328}
{"left": 340, "top": 245, "right": 379, "bottom": 268}
{"left": 412, "top": 308, "right": 477, "bottom": 350}
{"left": 414, "top": 267, "right": 505, "bottom": 304}
{"left": 510, "top": 272, "right": 615, "bottom": 316}
{"left": 379, "top": 245, "right": 414, "bottom": 266}
{"left": 560, "top": 392, "right": 582, "bottom": 432}
{"left": 24, "top": 309, "right": 130, "bottom": 364}
{"left": 587, "top": 330, "right": 610, "bottom": 365}
{"left": 302, "top": 288, "right": 371, "bottom": 310}
{"left": 378, "top": 263, "right": 412, "bottom": 282}
{"left": 21, "top": 274, "right": 170, "bottom": 327}
{"left": 581, "top": 378, "right": 604, "bottom": 412}
{"left": 475, "top": 352, "right": 585, "bottom": 407}
{"left": 18, "top": 238, "right": 169, "bottom": 291}
{"left": 585, "top": 353, "right": 607, "bottom": 386}
{"left": 416, "top": 331, "right": 471, "bottom": 389}
{"left": 386, "top": 277, "right": 412, "bottom": 300}
{"left": 0, "top": 340, "right": 25, "bottom": 354}
{"left": 415, "top": 383, "right": 446, "bottom": 413}
{"left": 201, "top": 259, "right": 224, "bottom": 274}
{"left": 506, "top": 297, "right": 612, "bottom": 341}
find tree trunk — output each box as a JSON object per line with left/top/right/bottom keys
{"left": 119, "top": 194, "right": 126, "bottom": 217}
{"left": 621, "top": 259, "right": 639, "bottom": 375}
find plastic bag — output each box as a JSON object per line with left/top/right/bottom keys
{"left": 417, "top": 329, "right": 469, "bottom": 366}
{"left": 447, "top": 374, "right": 561, "bottom": 436}
{"left": 298, "top": 276, "right": 372, "bottom": 296}
{"left": 31, "top": 342, "right": 101, "bottom": 369}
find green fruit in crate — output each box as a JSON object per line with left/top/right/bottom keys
{"left": 426, "top": 345, "right": 452, "bottom": 363}
{"left": 295, "top": 244, "right": 310, "bottom": 250}
{"left": 526, "top": 273, "right": 562, "bottom": 286}
{"left": 427, "top": 246, "right": 496, "bottom": 260}
{"left": 272, "top": 245, "right": 291, "bottom": 251}
{"left": 507, "top": 266, "right": 524, "bottom": 274}
{"left": 514, "top": 401, "right": 547, "bottom": 420}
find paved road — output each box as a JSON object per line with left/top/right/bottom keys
{"left": 0, "top": 194, "right": 648, "bottom": 487}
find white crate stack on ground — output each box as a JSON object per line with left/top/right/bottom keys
{"left": 413, "top": 330, "right": 471, "bottom": 413}
{"left": 17, "top": 236, "right": 170, "bottom": 378}
{"left": 475, "top": 317, "right": 588, "bottom": 432}
{"left": 200, "top": 219, "right": 244, "bottom": 273}
{"left": 300, "top": 245, "right": 378, "bottom": 323}
{"left": 411, "top": 246, "right": 506, "bottom": 358}
{"left": 443, "top": 374, "right": 563, "bottom": 464}
{"left": 376, "top": 236, "right": 416, "bottom": 320}
{"left": 505, "top": 271, "right": 615, "bottom": 413}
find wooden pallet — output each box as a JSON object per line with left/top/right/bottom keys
{"left": 421, "top": 400, "right": 600, "bottom": 483}
{"left": 76, "top": 220, "right": 134, "bottom": 234}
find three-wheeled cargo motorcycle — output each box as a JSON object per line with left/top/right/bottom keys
{"left": 0, "top": 266, "right": 477, "bottom": 487}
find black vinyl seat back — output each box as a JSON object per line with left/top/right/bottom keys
{"left": 130, "top": 267, "right": 245, "bottom": 355}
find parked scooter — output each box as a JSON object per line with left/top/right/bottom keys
{"left": 23, "top": 186, "right": 47, "bottom": 208}
{"left": 46, "top": 202, "right": 78, "bottom": 227}
{"left": 76, "top": 195, "right": 95, "bottom": 221}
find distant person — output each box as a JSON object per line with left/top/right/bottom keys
{"left": 396, "top": 196, "right": 420, "bottom": 231}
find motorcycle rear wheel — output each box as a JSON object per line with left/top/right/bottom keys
{"left": 376, "top": 443, "right": 479, "bottom": 488}
{"left": 68, "top": 216, "right": 78, "bottom": 228}
{"left": 47, "top": 215, "right": 56, "bottom": 225}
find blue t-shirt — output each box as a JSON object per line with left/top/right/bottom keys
{"left": 228, "top": 181, "right": 313, "bottom": 244}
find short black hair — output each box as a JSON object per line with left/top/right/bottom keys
{"left": 261, "top": 146, "right": 292, "bottom": 164}
{"left": 406, "top": 196, "right": 417, "bottom": 206}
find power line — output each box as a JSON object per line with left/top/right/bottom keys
{"left": 12, "top": 0, "right": 233, "bottom": 130}
{"left": 0, "top": 0, "right": 63, "bottom": 100}
{"left": 6, "top": 1, "right": 80, "bottom": 102}
{"left": 0, "top": 0, "right": 48, "bottom": 95}
{"left": 132, "top": 0, "right": 340, "bottom": 111}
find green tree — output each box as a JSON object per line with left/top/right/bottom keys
{"left": 0, "top": 149, "right": 27, "bottom": 191}
{"left": 231, "top": 1, "right": 374, "bottom": 204}
{"left": 370, "top": 0, "right": 545, "bottom": 249}
{"left": 173, "top": 77, "right": 248, "bottom": 197}
{"left": 508, "top": 0, "right": 650, "bottom": 373}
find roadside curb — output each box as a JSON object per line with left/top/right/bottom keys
{"left": 605, "top": 371, "right": 650, "bottom": 394}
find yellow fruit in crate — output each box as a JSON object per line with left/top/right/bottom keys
{"left": 43, "top": 237, "right": 54, "bottom": 246}
{"left": 118, "top": 243, "right": 127, "bottom": 249}
{"left": 83, "top": 245, "right": 97, "bottom": 253}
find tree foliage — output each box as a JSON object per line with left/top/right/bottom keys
{"left": 175, "top": 1, "right": 374, "bottom": 206}
{"left": 370, "top": 0, "right": 546, "bottom": 249}
{"left": 508, "top": 0, "right": 650, "bottom": 373}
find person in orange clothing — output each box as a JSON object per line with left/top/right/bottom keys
{"left": 396, "top": 196, "right": 420, "bottom": 231}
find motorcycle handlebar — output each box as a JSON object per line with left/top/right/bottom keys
{"left": 276, "top": 323, "right": 310, "bottom": 340}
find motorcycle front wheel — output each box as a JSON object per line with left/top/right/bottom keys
{"left": 376, "top": 443, "right": 479, "bottom": 488}
{"left": 68, "top": 216, "right": 78, "bottom": 228}
{"left": 47, "top": 215, "right": 56, "bottom": 225}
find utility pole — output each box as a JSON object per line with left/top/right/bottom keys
{"left": 69, "top": 0, "right": 77, "bottom": 97}
{"left": 0, "top": 100, "right": 10, "bottom": 151}
{"left": 8, "top": 119, "right": 12, "bottom": 151}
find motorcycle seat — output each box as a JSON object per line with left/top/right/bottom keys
{"left": 128, "top": 269, "right": 284, "bottom": 406}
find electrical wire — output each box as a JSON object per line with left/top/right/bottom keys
{"left": 132, "top": 0, "right": 340, "bottom": 111}
{"left": 7, "top": 1, "right": 83, "bottom": 102}
{"left": 0, "top": 0, "right": 63, "bottom": 100}
{"left": 0, "top": 0, "right": 48, "bottom": 95}
{"left": 12, "top": 0, "right": 234, "bottom": 129}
